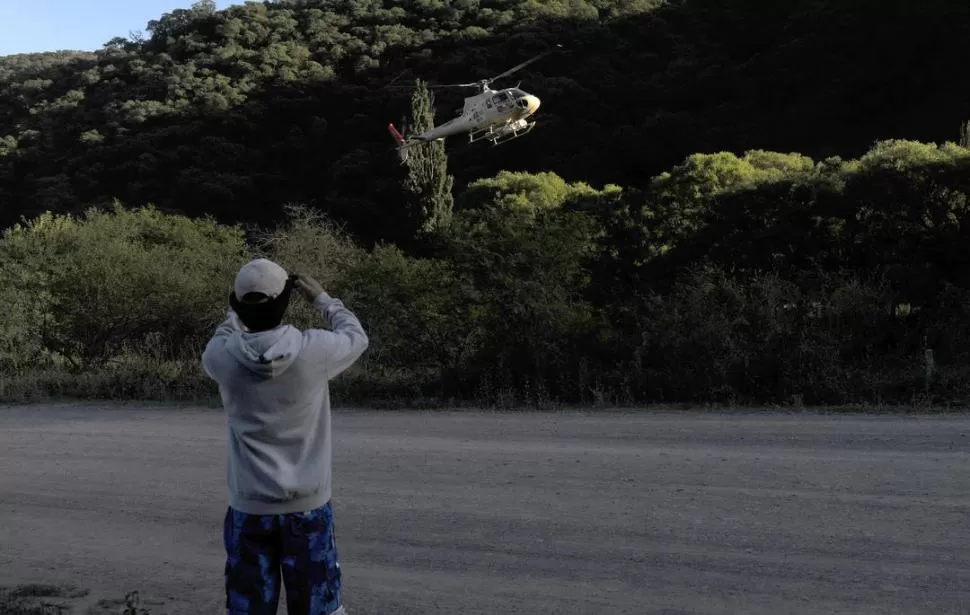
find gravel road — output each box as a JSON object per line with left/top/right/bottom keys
{"left": 2, "top": 403, "right": 970, "bottom": 614}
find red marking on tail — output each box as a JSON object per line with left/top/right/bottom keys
{"left": 387, "top": 123, "right": 405, "bottom": 145}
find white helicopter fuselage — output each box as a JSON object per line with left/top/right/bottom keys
{"left": 389, "top": 86, "right": 541, "bottom": 153}
{"left": 419, "top": 87, "right": 541, "bottom": 142}
{"left": 386, "top": 45, "right": 560, "bottom": 159}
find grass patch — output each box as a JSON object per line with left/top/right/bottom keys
{"left": 2, "top": 353, "right": 969, "bottom": 413}
{"left": 0, "top": 586, "right": 158, "bottom": 615}
{"left": 0, "top": 356, "right": 218, "bottom": 405}
{"left": 0, "top": 584, "right": 88, "bottom": 615}
{"left": 92, "top": 592, "right": 153, "bottom": 614}
{"left": 0, "top": 354, "right": 459, "bottom": 409}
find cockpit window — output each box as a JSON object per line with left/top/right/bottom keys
{"left": 507, "top": 88, "right": 526, "bottom": 98}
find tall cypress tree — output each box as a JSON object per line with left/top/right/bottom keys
{"left": 403, "top": 79, "right": 455, "bottom": 237}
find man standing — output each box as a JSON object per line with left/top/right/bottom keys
{"left": 202, "top": 258, "right": 369, "bottom": 615}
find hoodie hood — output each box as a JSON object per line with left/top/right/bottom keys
{"left": 227, "top": 324, "right": 303, "bottom": 378}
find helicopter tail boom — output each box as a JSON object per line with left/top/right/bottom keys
{"left": 387, "top": 122, "right": 406, "bottom": 146}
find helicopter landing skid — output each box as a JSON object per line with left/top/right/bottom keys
{"left": 468, "top": 120, "right": 536, "bottom": 146}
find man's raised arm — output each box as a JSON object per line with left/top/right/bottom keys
{"left": 296, "top": 275, "right": 369, "bottom": 380}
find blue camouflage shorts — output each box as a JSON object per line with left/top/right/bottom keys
{"left": 223, "top": 501, "right": 343, "bottom": 615}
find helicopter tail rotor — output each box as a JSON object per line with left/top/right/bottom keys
{"left": 387, "top": 122, "right": 414, "bottom": 163}
{"left": 388, "top": 122, "right": 406, "bottom": 146}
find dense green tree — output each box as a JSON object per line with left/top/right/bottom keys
{"left": 402, "top": 78, "right": 454, "bottom": 238}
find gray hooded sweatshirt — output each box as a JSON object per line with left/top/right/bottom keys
{"left": 202, "top": 292, "right": 368, "bottom": 515}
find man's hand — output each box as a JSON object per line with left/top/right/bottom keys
{"left": 293, "top": 274, "right": 326, "bottom": 302}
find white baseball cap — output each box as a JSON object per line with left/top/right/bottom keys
{"left": 234, "top": 259, "right": 289, "bottom": 301}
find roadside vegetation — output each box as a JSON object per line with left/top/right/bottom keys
{"left": 3, "top": 140, "right": 970, "bottom": 408}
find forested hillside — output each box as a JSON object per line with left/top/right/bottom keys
{"left": 2, "top": 0, "right": 970, "bottom": 408}
{"left": 1, "top": 0, "right": 968, "bottom": 240}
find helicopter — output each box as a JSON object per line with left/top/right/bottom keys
{"left": 387, "top": 45, "right": 561, "bottom": 162}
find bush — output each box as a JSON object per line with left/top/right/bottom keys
{"left": 615, "top": 266, "right": 954, "bottom": 405}
{"left": 333, "top": 244, "right": 480, "bottom": 399}
{"left": 251, "top": 204, "right": 365, "bottom": 331}
{"left": 442, "top": 204, "right": 602, "bottom": 405}
{"left": 628, "top": 267, "right": 844, "bottom": 403}
{"left": 0, "top": 204, "right": 250, "bottom": 368}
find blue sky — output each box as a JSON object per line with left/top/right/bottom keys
{"left": 0, "top": 0, "right": 238, "bottom": 56}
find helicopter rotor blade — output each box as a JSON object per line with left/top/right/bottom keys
{"left": 383, "top": 43, "right": 561, "bottom": 92}
{"left": 485, "top": 44, "right": 562, "bottom": 84}
{"left": 383, "top": 70, "right": 409, "bottom": 89}
{"left": 386, "top": 82, "right": 478, "bottom": 90}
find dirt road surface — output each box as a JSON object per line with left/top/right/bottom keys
{"left": 2, "top": 404, "right": 970, "bottom": 614}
